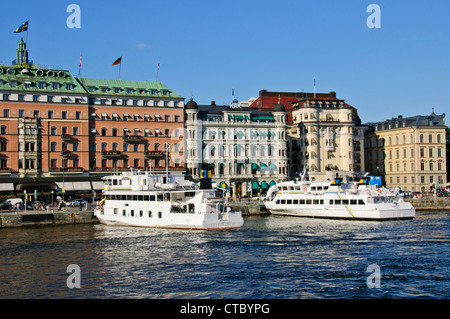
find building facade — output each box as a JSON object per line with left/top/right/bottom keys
{"left": 185, "top": 99, "right": 288, "bottom": 197}
{"left": 364, "top": 112, "right": 447, "bottom": 192}
{"left": 289, "top": 94, "right": 365, "bottom": 181}
{"left": 0, "top": 39, "right": 184, "bottom": 198}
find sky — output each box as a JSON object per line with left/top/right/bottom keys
{"left": 0, "top": 0, "right": 449, "bottom": 123}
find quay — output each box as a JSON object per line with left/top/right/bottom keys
{"left": 0, "top": 208, "right": 99, "bottom": 228}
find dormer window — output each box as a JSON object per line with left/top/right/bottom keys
{"left": 126, "top": 88, "right": 133, "bottom": 94}
{"left": 66, "top": 83, "right": 73, "bottom": 90}
{"left": 101, "top": 87, "right": 108, "bottom": 93}
{"left": 88, "top": 87, "right": 95, "bottom": 92}
{"left": 10, "top": 81, "right": 17, "bottom": 88}
{"left": 52, "top": 83, "right": 59, "bottom": 89}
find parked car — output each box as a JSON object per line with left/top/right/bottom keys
{"left": 412, "top": 192, "right": 423, "bottom": 199}
{"left": 67, "top": 199, "right": 88, "bottom": 207}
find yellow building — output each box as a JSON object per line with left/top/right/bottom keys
{"left": 364, "top": 112, "right": 447, "bottom": 192}
{"left": 290, "top": 95, "right": 366, "bottom": 181}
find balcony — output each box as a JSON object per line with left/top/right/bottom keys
{"left": 101, "top": 150, "right": 122, "bottom": 158}
{"left": 61, "top": 134, "right": 72, "bottom": 142}
{"left": 122, "top": 134, "right": 142, "bottom": 142}
{"left": 144, "top": 150, "right": 164, "bottom": 158}
{"left": 61, "top": 150, "right": 72, "bottom": 158}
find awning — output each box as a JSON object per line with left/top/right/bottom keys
{"left": 252, "top": 163, "right": 259, "bottom": 169}
{"left": 269, "top": 181, "right": 276, "bottom": 186}
{"left": 219, "top": 182, "right": 227, "bottom": 189}
{"left": 261, "top": 181, "right": 269, "bottom": 189}
{"left": 0, "top": 183, "right": 14, "bottom": 191}
{"left": 58, "top": 181, "right": 92, "bottom": 191}
{"left": 269, "top": 163, "right": 277, "bottom": 169}
{"left": 252, "top": 181, "right": 260, "bottom": 190}
{"left": 91, "top": 181, "right": 104, "bottom": 190}
{"left": 260, "top": 163, "right": 267, "bottom": 168}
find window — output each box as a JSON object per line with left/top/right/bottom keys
{"left": 3, "top": 109, "right": 9, "bottom": 118}
{"left": 101, "top": 128, "right": 107, "bottom": 136}
{"left": 51, "top": 127, "right": 57, "bottom": 135}
{"left": 62, "top": 111, "right": 67, "bottom": 119}
{"left": 75, "top": 111, "right": 81, "bottom": 120}
{"left": 429, "top": 134, "right": 433, "bottom": 143}
{"left": 158, "top": 212, "right": 162, "bottom": 218}
{"left": 33, "top": 95, "right": 39, "bottom": 102}
{"left": 2, "top": 94, "right": 10, "bottom": 101}
{"left": 19, "top": 109, "right": 25, "bottom": 118}
{"left": 48, "top": 111, "right": 54, "bottom": 119}
{"left": 72, "top": 127, "right": 78, "bottom": 136}
{"left": 0, "top": 125, "right": 7, "bottom": 134}
{"left": 165, "top": 115, "right": 170, "bottom": 122}
{"left": 47, "top": 96, "right": 54, "bottom": 102}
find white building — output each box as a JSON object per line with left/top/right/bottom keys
{"left": 185, "top": 99, "right": 288, "bottom": 197}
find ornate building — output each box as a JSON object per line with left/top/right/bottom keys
{"left": 289, "top": 94, "right": 366, "bottom": 180}
{"left": 0, "top": 39, "right": 184, "bottom": 198}
{"left": 185, "top": 99, "right": 288, "bottom": 197}
{"left": 364, "top": 112, "right": 447, "bottom": 192}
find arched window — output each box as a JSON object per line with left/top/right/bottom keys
{"left": 428, "top": 134, "right": 433, "bottom": 143}
{"left": 437, "top": 134, "right": 441, "bottom": 143}
{"left": 420, "top": 134, "right": 424, "bottom": 143}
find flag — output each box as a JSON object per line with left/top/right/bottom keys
{"left": 79, "top": 52, "right": 82, "bottom": 68}
{"left": 14, "top": 20, "right": 28, "bottom": 33}
{"left": 157, "top": 59, "right": 160, "bottom": 70}
{"left": 112, "top": 56, "right": 122, "bottom": 66}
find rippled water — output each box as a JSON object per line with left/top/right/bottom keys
{"left": 0, "top": 211, "right": 448, "bottom": 299}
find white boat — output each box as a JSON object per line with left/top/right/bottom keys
{"left": 94, "top": 169, "right": 243, "bottom": 230}
{"left": 264, "top": 171, "right": 415, "bottom": 221}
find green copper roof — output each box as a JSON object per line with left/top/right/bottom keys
{"left": 76, "top": 78, "right": 183, "bottom": 98}
{"left": 0, "top": 66, "right": 87, "bottom": 94}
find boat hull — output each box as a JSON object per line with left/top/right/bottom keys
{"left": 266, "top": 205, "right": 415, "bottom": 221}
{"left": 95, "top": 210, "right": 244, "bottom": 230}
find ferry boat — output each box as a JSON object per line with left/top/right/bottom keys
{"left": 94, "top": 169, "right": 243, "bottom": 230}
{"left": 264, "top": 171, "right": 415, "bottom": 221}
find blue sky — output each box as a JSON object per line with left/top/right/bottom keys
{"left": 1, "top": 0, "right": 449, "bottom": 122}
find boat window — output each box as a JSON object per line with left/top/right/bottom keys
{"left": 280, "top": 200, "right": 286, "bottom": 204}
{"left": 113, "top": 208, "right": 118, "bottom": 215}
{"left": 157, "top": 194, "right": 164, "bottom": 201}
{"left": 306, "top": 199, "right": 312, "bottom": 204}
{"left": 320, "top": 200, "right": 324, "bottom": 204}
{"left": 150, "top": 195, "right": 155, "bottom": 201}
{"left": 130, "top": 210, "right": 134, "bottom": 217}
{"left": 138, "top": 195, "right": 143, "bottom": 201}
{"left": 113, "top": 179, "right": 118, "bottom": 185}
{"left": 282, "top": 186, "right": 288, "bottom": 191}
{"left": 148, "top": 211, "right": 152, "bottom": 218}
{"left": 317, "top": 186, "right": 322, "bottom": 191}
{"left": 311, "top": 187, "right": 316, "bottom": 191}
{"left": 122, "top": 209, "right": 126, "bottom": 216}
{"left": 276, "top": 200, "right": 280, "bottom": 204}
{"left": 358, "top": 200, "right": 365, "bottom": 205}
{"left": 139, "top": 210, "right": 143, "bottom": 217}
{"left": 329, "top": 200, "right": 334, "bottom": 205}
{"left": 133, "top": 195, "right": 138, "bottom": 201}
{"left": 293, "top": 199, "right": 299, "bottom": 205}
{"left": 335, "top": 200, "right": 341, "bottom": 205}
{"left": 144, "top": 195, "right": 149, "bottom": 201}
{"left": 188, "top": 204, "right": 195, "bottom": 213}
{"left": 343, "top": 200, "right": 349, "bottom": 205}
{"left": 350, "top": 200, "right": 357, "bottom": 205}
{"left": 287, "top": 200, "right": 292, "bottom": 204}
{"left": 295, "top": 186, "right": 301, "bottom": 190}
{"left": 288, "top": 186, "right": 294, "bottom": 191}
{"left": 313, "top": 200, "right": 319, "bottom": 204}
{"left": 158, "top": 211, "right": 162, "bottom": 218}
{"left": 278, "top": 187, "right": 282, "bottom": 191}
{"left": 324, "top": 186, "right": 329, "bottom": 190}
{"left": 126, "top": 195, "right": 132, "bottom": 201}
{"left": 300, "top": 200, "right": 305, "bottom": 205}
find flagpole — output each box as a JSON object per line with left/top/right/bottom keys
{"left": 155, "top": 58, "right": 160, "bottom": 82}
{"left": 118, "top": 55, "right": 122, "bottom": 80}
{"left": 78, "top": 52, "right": 82, "bottom": 77}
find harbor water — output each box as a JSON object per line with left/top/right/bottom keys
{"left": 0, "top": 210, "right": 448, "bottom": 299}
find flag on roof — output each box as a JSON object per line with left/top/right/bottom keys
{"left": 14, "top": 20, "right": 28, "bottom": 33}
{"left": 112, "top": 56, "right": 122, "bottom": 66}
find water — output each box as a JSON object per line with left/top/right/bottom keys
{"left": 0, "top": 211, "right": 448, "bottom": 299}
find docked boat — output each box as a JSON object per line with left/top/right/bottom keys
{"left": 94, "top": 169, "right": 243, "bottom": 230}
{"left": 264, "top": 171, "right": 415, "bottom": 220}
